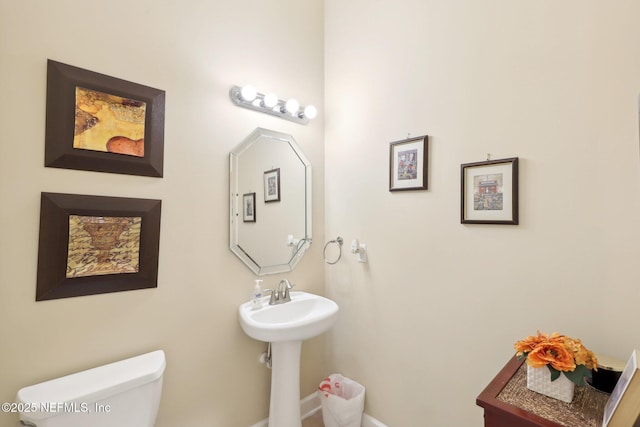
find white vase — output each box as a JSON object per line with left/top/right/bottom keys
{"left": 526, "top": 365, "right": 575, "bottom": 403}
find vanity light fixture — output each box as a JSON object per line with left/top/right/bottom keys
{"left": 229, "top": 84, "right": 317, "bottom": 125}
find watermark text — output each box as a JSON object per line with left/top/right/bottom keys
{"left": 2, "top": 402, "right": 111, "bottom": 413}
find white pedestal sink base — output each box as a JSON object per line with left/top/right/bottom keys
{"left": 238, "top": 292, "right": 339, "bottom": 427}
{"left": 268, "top": 341, "right": 302, "bottom": 427}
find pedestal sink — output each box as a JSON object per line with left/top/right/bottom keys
{"left": 238, "top": 291, "right": 339, "bottom": 427}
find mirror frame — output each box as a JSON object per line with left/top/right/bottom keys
{"left": 229, "top": 128, "right": 312, "bottom": 275}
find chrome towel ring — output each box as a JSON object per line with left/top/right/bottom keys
{"left": 323, "top": 236, "right": 344, "bottom": 265}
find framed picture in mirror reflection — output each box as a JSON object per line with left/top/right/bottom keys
{"left": 264, "top": 168, "right": 281, "bottom": 202}
{"left": 243, "top": 192, "right": 256, "bottom": 222}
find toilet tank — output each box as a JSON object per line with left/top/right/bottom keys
{"left": 16, "top": 350, "right": 165, "bottom": 427}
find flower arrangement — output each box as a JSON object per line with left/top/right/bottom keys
{"left": 514, "top": 331, "right": 598, "bottom": 386}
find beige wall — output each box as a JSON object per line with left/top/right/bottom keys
{"left": 3, "top": 1, "right": 640, "bottom": 427}
{"left": 324, "top": 0, "right": 640, "bottom": 426}
{"left": 0, "top": 1, "right": 324, "bottom": 426}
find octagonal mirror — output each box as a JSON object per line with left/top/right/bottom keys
{"left": 229, "top": 128, "right": 312, "bottom": 275}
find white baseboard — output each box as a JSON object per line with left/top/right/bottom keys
{"left": 249, "top": 391, "right": 386, "bottom": 427}
{"left": 361, "top": 413, "right": 387, "bottom": 427}
{"left": 300, "top": 392, "right": 322, "bottom": 419}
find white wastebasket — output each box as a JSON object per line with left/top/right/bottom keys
{"left": 319, "top": 374, "right": 365, "bottom": 427}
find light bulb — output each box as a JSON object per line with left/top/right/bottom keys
{"left": 263, "top": 93, "right": 278, "bottom": 108}
{"left": 240, "top": 85, "right": 257, "bottom": 102}
{"left": 285, "top": 99, "right": 299, "bottom": 114}
{"left": 303, "top": 105, "right": 317, "bottom": 119}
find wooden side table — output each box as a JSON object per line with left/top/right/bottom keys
{"left": 476, "top": 357, "right": 610, "bottom": 427}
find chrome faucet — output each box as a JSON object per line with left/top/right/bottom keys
{"left": 278, "top": 279, "right": 293, "bottom": 302}
{"left": 266, "top": 279, "right": 294, "bottom": 305}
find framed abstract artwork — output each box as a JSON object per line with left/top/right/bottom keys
{"left": 389, "top": 135, "right": 428, "bottom": 191}
{"left": 45, "top": 59, "right": 165, "bottom": 177}
{"left": 36, "top": 192, "right": 162, "bottom": 301}
{"left": 461, "top": 157, "right": 519, "bottom": 225}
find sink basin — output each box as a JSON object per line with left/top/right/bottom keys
{"left": 238, "top": 291, "right": 339, "bottom": 342}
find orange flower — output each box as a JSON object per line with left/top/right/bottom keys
{"left": 527, "top": 342, "right": 576, "bottom": 372}
{"left": 514, "top": 331, "right": 598, "bottom": 373}
{"left": 514, "top": 331, "right": 547, "bottom": 355}
{"left": 563, "top": 337, "right": 598, "bottom": 371}
{"left": 514, "top": 331, "right": 564, "bottom": 356}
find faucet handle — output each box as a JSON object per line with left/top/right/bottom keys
{"left": 263, "top": 288, "right": 278, "bottom": 305}
{"left": 282, "top": 281, "right": 294, "bottom": 302}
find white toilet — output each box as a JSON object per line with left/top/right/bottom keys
{"left": 15, "top": 350, "right": 165, "bottom": 427}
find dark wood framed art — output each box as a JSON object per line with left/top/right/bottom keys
{"left": 264, "top": 168, "right": 281, "bottom": 202}
{"left": 243, "top": 192, "right": 256, "bottom": 222}
{"left": 45, "top": 59, "right": 165, "bottom": 177}
{"left": 389, "top": 135, "right": 428, "bottom": 191}
{"left": 461, "top": 157, "right": 519, "bottom": 225}
{"left": 36, "top": 192, "right": 162, "bottom": 301}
